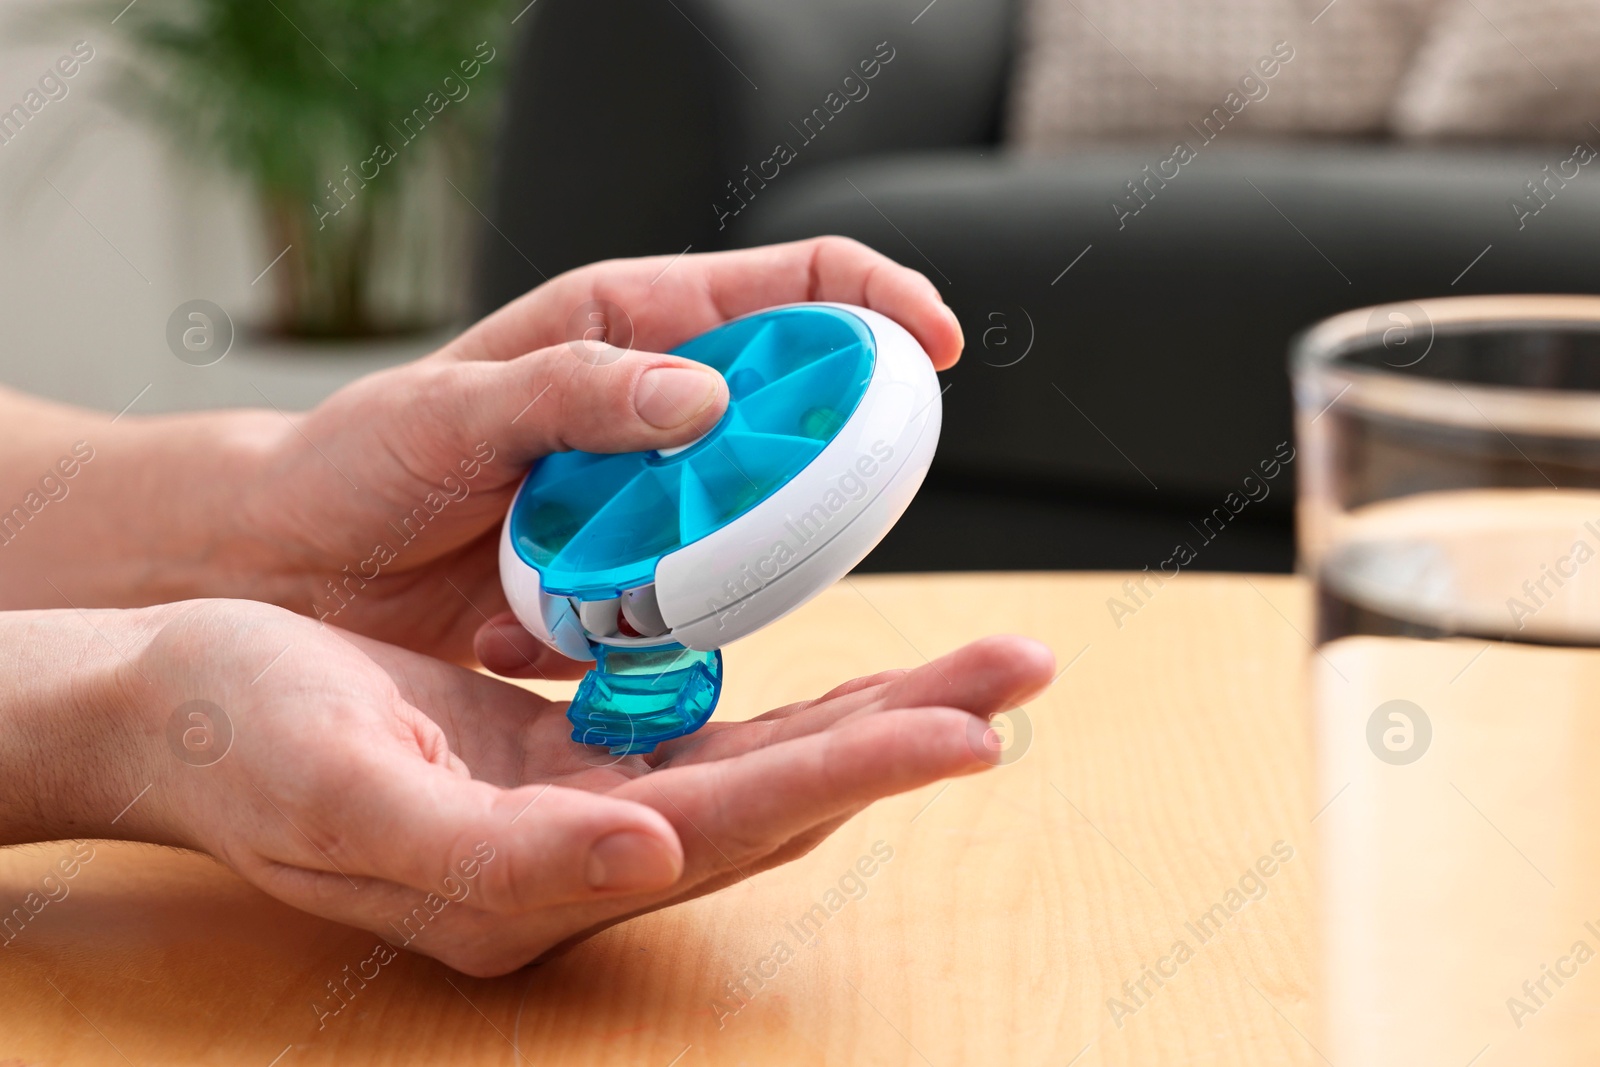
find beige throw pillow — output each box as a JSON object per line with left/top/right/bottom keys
{"left": 1007, "top": 0, "right": 1443, "bottom": 150}
{"left": 1392, "top": 0, "right": 1600, "bottom": 140}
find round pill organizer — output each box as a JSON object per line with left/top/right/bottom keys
{"left": 499, "top": 302, "right": 942, "bottom": 754}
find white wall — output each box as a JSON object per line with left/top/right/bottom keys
{"left": 0, "top": 4, "right": 440, "bottom": 417}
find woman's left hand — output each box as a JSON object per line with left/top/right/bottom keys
{"left": 240, "top": 236, "right": 962, "bottom": 664}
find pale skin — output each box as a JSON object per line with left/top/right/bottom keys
{"left": 0, "top": 237, "right": 1055, "bottom": 976}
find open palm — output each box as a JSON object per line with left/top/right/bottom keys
{"left": 129, "top": 599, "right": 1051, "bottom": 976}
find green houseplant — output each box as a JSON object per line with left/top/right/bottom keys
{"left": 82, "top": 0, "right": 509, "bottom": 338}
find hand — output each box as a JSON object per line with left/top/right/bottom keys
{"left": 239, "top": 237, "right": 964, "bottom": 664}
{"left": 80, "top": 600, "right": 1048, "bottom": 977}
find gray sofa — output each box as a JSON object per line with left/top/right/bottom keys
{"left": 475, "top": 0, "right": 1600, "bottom": 573}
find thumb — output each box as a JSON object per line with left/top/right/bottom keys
{"left": 434, "top": 342, "right": 729, "bottom": 466}
{"left": 336, "top": 752, "right": 686, "bottom": 911}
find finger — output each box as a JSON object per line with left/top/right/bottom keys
{"left": 651, "top": 667, "right": 908, "bottom": 764}
{"left": 474, "top": 612, "right": 592, "bottom": 680}
{"left": 296, "top": 754, "right": 686, "bottom": 912}
{"left": 656, "top": 635, "right": 1055, "bottom": 765}
{"left": 614, "top": 706, "right": 994, "bottom": 882}
{"left": 751, "top": 667, "right": 911, "bottom": 718}
{"left": 422, "top": 343, "right": 729, "bottom": 472}
{"left": 797, "top": 236, "right": 964, "bottom": 369}
{"left": 453, "top": 237, "right": 964, "bottom": 370}
{"left": 650, "top": 237, "right": 963, "bottom": 368}
{"left": 530, "top": 810, "right": 862, "bottom": 962}
{"left": 649, "top": 676, "right": 902, "bottom": 767}
{"left": 637, "top": 809, "right": 855, "bottom": 910}
{"left": 874, "top": 635, "right": 1057, "bottom": 717}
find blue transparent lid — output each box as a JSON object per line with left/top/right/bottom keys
{"left": 510, "top": 305, "right": 877, "bottom": 599}
{"left": 567, "top": 645, "right": 723, "bottom": 755}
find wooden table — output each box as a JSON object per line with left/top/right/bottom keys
{"left": 0, "top": 574, "right": 1318, "bottom": 1066}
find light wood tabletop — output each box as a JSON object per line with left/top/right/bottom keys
{"left": 0, "top": 573, "right": 1319, "bottom": 1066}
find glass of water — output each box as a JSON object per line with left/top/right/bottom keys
{"left": 1296, "top": 295, "right": 1600, "bottom": 1064}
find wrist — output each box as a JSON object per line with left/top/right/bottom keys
{"left": 0, "top": 392, "right": 307, "bottom": 611}
{"left": 94, "top": 409, "right": 298, "bottom": 606}
{"left": 0, "top": 604, "right": 181, "bottom": 845}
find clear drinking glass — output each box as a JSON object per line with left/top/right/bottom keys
{"left": 1295, "top": 295, "right": 1600, "bottom": 1065}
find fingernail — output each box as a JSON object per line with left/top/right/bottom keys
{"left": 635, "top": 366, "right": 722, "bottom": 429}
{"left": 586, "top": 831, "right": 679, "bottom": 892}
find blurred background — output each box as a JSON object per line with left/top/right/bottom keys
{"left": 2, "top": 0, "right": 1598, "bottom": 576}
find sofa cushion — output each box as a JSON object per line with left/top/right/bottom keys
{"left": 1008, "top": 0, "right": 1441, "bottom": 150}
{"left": 1393, "top": 0, "right": 1600, "bottom": 139}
